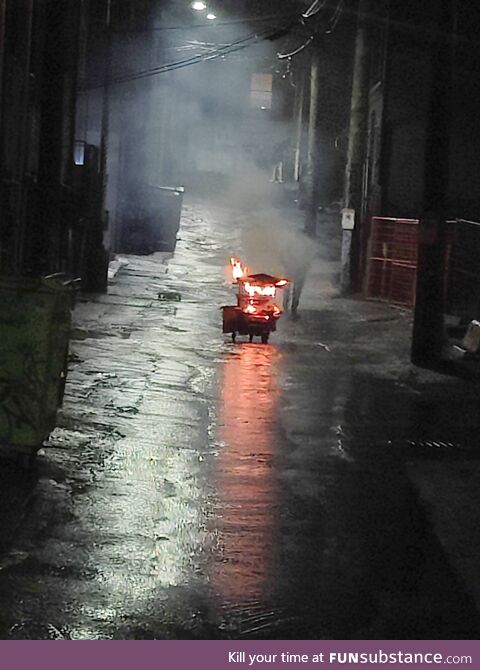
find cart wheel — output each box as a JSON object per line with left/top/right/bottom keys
{"left": 231, "top": 332, "right": 236, "bottom": 343}
{"left": 249, "top": 334, "right": 253, "bottom": 343}
{"left": 261, "top": 332, "right": 269, "bottom": 344}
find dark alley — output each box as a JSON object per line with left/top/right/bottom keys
{"left": 0, "top": 201, "right": 479, "bottom": 639}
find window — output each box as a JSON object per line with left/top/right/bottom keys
{"left": 250, "top": 73, "right": 272, "bottom": 110}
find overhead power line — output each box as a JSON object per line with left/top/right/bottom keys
{"left": 277, "top": 36, "right": 314, "bottom": 59}
{"left": 277, "top": 0, "right": 345, "bottom": 60}
{"left": 302, "top": 0, "right": 329, "bottom": 19}
{"left": 81, "top": 1, "right": 348, "bottom": 92}
{"left": 81, "top": 24, "right": 292, "bottom": 90}
{"left": 325, "top": 0, "right": 344, "bottom": 34}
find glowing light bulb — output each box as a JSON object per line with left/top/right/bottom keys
{"left": 206, "top": 12, "right": 216, "bottom": 19}
{"left": 192, "top": 1, "right": 206, "bottom": 10}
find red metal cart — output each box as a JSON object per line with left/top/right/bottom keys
{"left": 222, "top": 258, "right": 288, "bottom": 344}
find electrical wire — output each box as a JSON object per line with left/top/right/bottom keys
{"left": 277, "top": 35, "right": 314, "bottom": 59}
{"left": 325, "top": 0, "right": 344, "bottom": 34}
{"left": 114, "top": 28, "right": 271, "bottom": 78}
{"left": 81, "top": 24, "right": 291, "bottom": 90}
{"left": 302, "top": 0, "right": 328, "bottom": 19}
{"left": 173, "top": 39, "right": 235, "bottom": 52}
{"left": 278, "top": 0, "right": 345, "bottom": 61}
{"left": 83, "top": 1, "right": 346, "bottom": 90}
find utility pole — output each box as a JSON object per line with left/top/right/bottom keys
{"left": 342, "top": 0, "right": 371, "bottom": 292}
{"left": 304, "top": 44, "right": 320, "bottom": 237}
{"left": 293, "top": 68, "right": 305, "bottom": 183}
{"left": 100, "top": 0, "right": 111, "bottom": 208}
{"left": 411, "top": 0, "right": 454, "bottom": 366}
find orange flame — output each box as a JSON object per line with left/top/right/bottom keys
{"left": 244, "top": 282, "right": 276, "bottom": 298}
{"left": 230, "top": 257, "right": 248, "bottom": 282}
{"left": 242, "top": 302, "right": 282, "bottom": 319}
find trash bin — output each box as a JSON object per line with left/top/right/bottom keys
{"left": 0, "top": 275, "right": 73, "bottom": 458}
{"left": 119, "top": 185, "right": 184, "bottom": 254}
{"left": 154, "top": 185, "right": 184, "bottom": 251}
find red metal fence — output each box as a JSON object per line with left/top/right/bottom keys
{"left": 366, "top": 217, "right": 419, "bottom": 307}
{"left": 366, "top": 217, "right": 480, "bottom": 321}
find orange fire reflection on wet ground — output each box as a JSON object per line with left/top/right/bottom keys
{"left": 212, "top": 344, "right": 283, "bottom": 606}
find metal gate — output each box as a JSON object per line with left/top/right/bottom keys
{"left": 366, "top": 217, "right": 419, "bottom": 307}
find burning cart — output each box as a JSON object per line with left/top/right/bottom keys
{"left": 222, "top": 258, "right": 289, "bottom": 344}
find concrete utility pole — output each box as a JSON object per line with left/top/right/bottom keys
{"left": 342, "top": 0, "right": 371, "bottom": 292}
{"left": 293, "top": 68, "right": 305, "bottom": 183}
{"left": 304, "top": 44, "right": 321, "bottom": 237}
{"left": 100, "top": 0, "right": 111, "bottom": 207}
{"left": 411, "top": 0, "right": 454, "bottom": 366}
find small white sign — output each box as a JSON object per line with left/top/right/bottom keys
{"left": 341, "top": 208, "right": 355, "bottom": 230}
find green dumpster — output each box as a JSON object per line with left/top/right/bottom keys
{"left": 0, "top": 275, "right": 73, "bottom": 456}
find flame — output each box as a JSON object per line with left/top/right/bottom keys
{"left": 244, "top": 282, "right": 276, "bottom": 298}
{"left": 242, "top": 302, "right": 281, "bottom": 319}
{"left": 244, "top": 303, "right": 256, "bottom": 314}
{"left": 275, "top": 279, "right": 289, "bottom": 287}
{"left": 230, "top": 257, "right": 248, "bottom": 282}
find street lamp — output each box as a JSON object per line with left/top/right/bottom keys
{"left": 191, "top": 1, "right": 206, "bottom": 9}
{"left": 206, "top": 12, "right": 216, "bottom": 19}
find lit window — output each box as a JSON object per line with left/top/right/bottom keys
{"left": 250, "top": 73, "right": 272, "bottom": 110}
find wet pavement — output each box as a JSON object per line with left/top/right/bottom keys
{"left": 0, "top": 198, "right": 480, "bottom": 639}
